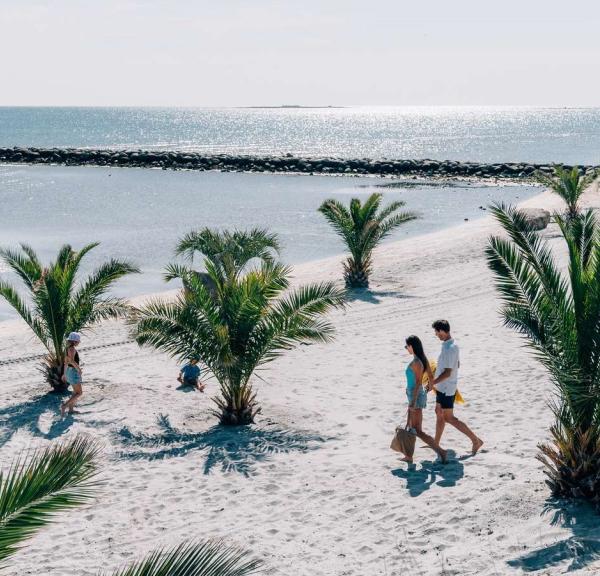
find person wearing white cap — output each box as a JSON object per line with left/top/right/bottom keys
{"left": 61, "top": 332, "right": 83, "bottom": 416}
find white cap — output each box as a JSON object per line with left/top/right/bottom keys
{"left": 67, "top": 332, "right": 81, "bottom": 342}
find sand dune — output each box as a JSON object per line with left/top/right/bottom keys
{"left": 0, "top": 186, "right": 599, "bottom": 575}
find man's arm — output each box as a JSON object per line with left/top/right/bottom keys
{"left": 432, "top": 368, "right": 452, "bottom": 387}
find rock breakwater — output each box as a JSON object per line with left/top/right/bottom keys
{"left": 0, "top": 147, "right": 597, "bottom": 179}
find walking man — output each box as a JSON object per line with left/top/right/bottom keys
{"left": 429, "top": 319, "right": 484, "bottom": 454}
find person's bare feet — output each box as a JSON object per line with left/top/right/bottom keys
{"left": 472, "top": 438, "right": 484, "bottom": 454}
{"left": 438, "top": 449, "right": 448, "bottom": 464}
{"left": 401, "top": 456, "right": 413, "bottom": 463}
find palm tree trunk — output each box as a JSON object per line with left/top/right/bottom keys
{"left": 43, "top": 355, "right": 68, "bottom": 393}
{"left": 343, "top": 257, "right": 370, "bottom": 288}
{"left": 215, "top": 378, "right": 259, "bottom": 426}
{"left": 538, "top": 426, "right": 600, "bottom": 505}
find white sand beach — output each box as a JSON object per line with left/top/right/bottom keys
{"left": 1, "top": 185, "right": 599, "bottom": 576}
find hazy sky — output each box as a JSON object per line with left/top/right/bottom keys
{"left": 1, "top": 0, "right": 599, "bottom": 106}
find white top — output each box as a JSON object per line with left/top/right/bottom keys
{"left": 435, "top": 338, "right": 459, "bottom": 395}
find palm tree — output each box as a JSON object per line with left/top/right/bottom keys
{"left": 486, "top": 203, "right": 600, "bottom": 505}
{"left": 0, "top": 436, "right": 262, "bottom": 575}
{"left": 319, "top": 193, "right": 417, "bottom": 288}
{"left": 0, "top": 243, "right": 139, "bottom": 391}
{"left": 536, "top": 165, "right": 597, "bottom": 220}
{"left": 133, "top": 257, "right": 346, "bottom": 425}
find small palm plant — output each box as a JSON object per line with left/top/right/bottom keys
{"left": 0, "top": 436, "right": 262, "bottom": 575}
{"left": 486, "top": 203, "right": 600, "bottom": 505}
{"left": 319, "top": 193, "right": 417, "bottom": 288}
{"left": 0, "top": 243, "right": 139, "bottom": 391}
{"left": 536, "top": 165, "right": 597, "bottom": 220}
{"left": 133, "top": 255, "right": 346, "bottom": 425}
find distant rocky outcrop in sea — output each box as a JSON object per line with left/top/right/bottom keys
{"left": 0, "top": 147, "right": 597, "bottom": 180}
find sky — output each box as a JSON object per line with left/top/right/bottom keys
{"left": 1, "top": 0, "right": 599, "bottom": 107}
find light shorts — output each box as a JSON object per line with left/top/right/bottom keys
{"left": 406, "top": 386, "right": 427, "bottom": 409}
{"left": 66, "top": 366, "right": 82, "bottom": 386}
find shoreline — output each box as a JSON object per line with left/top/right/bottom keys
{"left": 2, "top": 146, "right": 598, "bottom": 180}
{"left": 0, "top": 181, "right": 541, "bottom": 327}
{"left": 0, "top": 186, "right": 551, "bottom": 335}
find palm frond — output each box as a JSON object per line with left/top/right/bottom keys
{"left": 60, "top": 242, "right": 100, "bottom": 300}
{"left": 103, "top": 540, "right": 262, "bottom": 576}
{"left": 175, "top": 228, "right": 280, "bottom": 280}
{"left": 0, "top": 246, "right": 42, "bottom": 289}
{"left": 377, "top": 211, "right": 419, "bottom": 240}
{"left": 246, "top": 282, "right": 346, "bottom": 370}
{"left": 318, "top": 199, "right": 354, "bottom": 244}
{"left": 0, "top": 281, "right": 47, "bottom": 347}
{"left": 17, "top": 243, "right": 42, "bottom": 271}
{"left": 164, "top": 263, "right": 192, "bottom": 283}
{"left": 70, "top": 258, "right": 139, "bottom": 329}
{"left": 0, "top": 436, "right": 101, "bottom": 563}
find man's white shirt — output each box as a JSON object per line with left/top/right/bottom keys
{"left": 435, "top": 338, "right": 459, "bottom": 395}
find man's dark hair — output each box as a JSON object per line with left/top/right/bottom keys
{"left": 432, "top": 319, "right": 451, "bottom": 333}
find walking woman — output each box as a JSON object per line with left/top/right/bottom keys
{"left": 403, "top": 335, "right": 447, "bottom": 463}
{"left": 61, "top": 332, "right": 83, "bottom": 416}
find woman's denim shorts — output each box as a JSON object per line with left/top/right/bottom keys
{"left": 66, "top": 366, "right": 82, "bottom": 386}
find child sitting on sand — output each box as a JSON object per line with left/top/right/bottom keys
{"left": 177, "top": 357, "right": 205, "bottom": 392}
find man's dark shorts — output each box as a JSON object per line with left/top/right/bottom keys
{"left": 436, "top": 391, "right": 456, "bottom": 410}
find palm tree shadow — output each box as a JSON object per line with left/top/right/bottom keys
{"left": 0, "top": 392, "right": 108, "bottom": 445}
{"left": 346, "top": 288, "right": 418, "bottom": 305}
{"left": 507, "top": 499, "right": 600, "bottom": 572}
{"left": 115, "top": 415, "right": 332, "bottom": 477}
{"left": 391, "top": 451, "right": 464, "bottom": 496}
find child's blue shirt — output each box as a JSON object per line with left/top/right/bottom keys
{"left": 181, "top": 363, "right": 200, "bottom": 380}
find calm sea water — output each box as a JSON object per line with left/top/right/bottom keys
{"left": 0, "top": 165, "right": 538, "bottom": 321}
{"left": 1, "top": 106, "right": 600, "bottom": 164}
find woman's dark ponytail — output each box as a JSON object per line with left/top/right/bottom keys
{"left": 405, "top": 335, "right": 430, "bottom": 373}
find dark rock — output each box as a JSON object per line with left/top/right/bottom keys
{"left": 521, "top": 208, "right": 551, "bottom": 230}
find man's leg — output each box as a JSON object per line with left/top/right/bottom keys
{"left": 442, "top": 409, "right": 483, "bottom": 453}
{"left": 414, "top": 410, "right": 447, "bottom": 462}
{"left": 434, "top": 402, "right": 446, "bottom": 445}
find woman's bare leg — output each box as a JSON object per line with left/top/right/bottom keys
{"left": 62, "top": 384, "right": 82, "bottom": 414}
{"left": 401, "top": 410, "right": 416, "bottom": 463}
{"left": 414, "top": 410, "right": 447, "bottom": 462}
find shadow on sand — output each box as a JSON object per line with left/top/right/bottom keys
{"left": 391, "top": 450, "right": 465, "bottom": 496}
{"left": 507, "top": 500, "right": 600, "bottom": 572}
{"left": 115, "top": 415, "right": 332, "bottom": 477}
{"left": 346, "top": 288, "right": 418, "bottom": 305}
{"left": 0, "top": 390, "right": 114, "bottom": 446}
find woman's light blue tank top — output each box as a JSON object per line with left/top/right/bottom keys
{"left": 405, "top": 363, "right": 417, "bottom": 390}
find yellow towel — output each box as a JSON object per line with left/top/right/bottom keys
{"left": 422, "top": 359, "right": 465, "bottom": 405}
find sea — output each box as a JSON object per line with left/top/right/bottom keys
{"left": 1, "top": 106, "right": 599, "bottom": 320}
